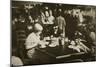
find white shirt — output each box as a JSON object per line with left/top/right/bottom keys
{"left": 48, "top": 16, "right": 55, "bottom": 24}
{"left": 25, "top": 32, "right": 40, "bottom": 50}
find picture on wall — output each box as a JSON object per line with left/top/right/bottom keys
{"left": 11, "top": 0, "right": 96, "bottom": 66}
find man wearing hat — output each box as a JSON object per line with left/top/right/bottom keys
{"left": 25, "top": 23, "right": 48, "bottom": 64}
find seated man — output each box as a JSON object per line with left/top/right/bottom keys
{"left": 25, "top": 23, "right": 48, "bottom": 59}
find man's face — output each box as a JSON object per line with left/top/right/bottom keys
{"left": 36, "top": 31, "right": 42, "bottom": 36}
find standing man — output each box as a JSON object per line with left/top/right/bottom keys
{"left": 56, "top": 9, "right": 66, "bottom": 37}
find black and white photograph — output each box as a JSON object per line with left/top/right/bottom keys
{"left": 11, "top": 0, "right": 96, "bottom": 66}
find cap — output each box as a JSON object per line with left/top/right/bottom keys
{"left": 34, "top": 23, "right": 43, "bottom": 32}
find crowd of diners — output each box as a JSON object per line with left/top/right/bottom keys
{"left": 11, "top": 2, "right": 96, "bottom": 66}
